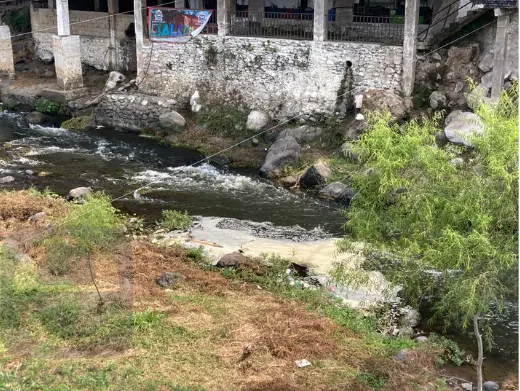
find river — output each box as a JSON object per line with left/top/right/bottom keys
{"left": 0, "top": 112, "right": 517, "bottom": 383}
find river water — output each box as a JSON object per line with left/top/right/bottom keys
{"left": 0, "top": 112, "right": 517, "bottom": 381}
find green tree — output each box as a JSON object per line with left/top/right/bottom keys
{"left": 334, "top": 87, "right": 518, "bottom": 391}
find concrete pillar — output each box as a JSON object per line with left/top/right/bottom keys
{"left": 336, "top": 0, "right": 354, "bottom": 26}
{"left": 52, "top": 35, "right": 83, "bottom": 89}
{"left": 48, "top": 0, "right": 54, "bottom": 9}
{"left": 94, "top": 0, "right": 100, "bottom": 12}
{"left": 134, "top": 0, "right": 147, "bottom": 83}
{"left": 190, "top": 0, "right": 204, "bottom": 8}
{"left": 401, "top": 0, "right": 420, "bottom": 96}
{"left": 56, "top": 0, "right": 71, "bottom": 36}
{"left": 217, "top": 0, "right": 231, "bottom": 36}
{"left": 0, "top": 26, "right": 15, "bottom": 78}
{"left": 313, "top": 0, "right": 327, "bottom": 41}
{"left": 491, "top": 10, "right": 509, "bottom": 100}
{"left": 108, "top": 0, "right": 119, "bottom": 70}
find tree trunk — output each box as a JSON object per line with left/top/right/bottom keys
{"left": 473, "top": 314, "right": 483, "bottom": 391}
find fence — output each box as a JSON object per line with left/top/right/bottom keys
{"left": 328, "top": 15, "right": 404, "bottom": 44}
{"left": 203, "top": 10, "right": 218, "bottom": 34}
{"left": 229, "top": 11, "right": 313, "bottom": 40}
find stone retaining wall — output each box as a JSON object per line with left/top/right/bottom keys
{"left": 138, "top": 35, "right": 403, "bottom": 118}
{"left": 93, "top": 93, "right": 177, "bottom": 132}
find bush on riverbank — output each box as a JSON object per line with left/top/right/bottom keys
{"left": 160, "top": 209, "right": 193, "bottom": 231}
{"left": 61, "top": 115, "right": 92, "bottom": 130}
{"left": 35, "top": 98, "right": 69, "bottom": 116}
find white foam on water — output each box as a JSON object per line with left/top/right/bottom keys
{"left": 11, "top": 156, "right": 43, "bottom": 166}
{"left": 28, "top": 124, "right": 71, "bottom": 135}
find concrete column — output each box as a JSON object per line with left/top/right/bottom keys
{"left": 134, "top": 0, "right": 147, "bottom": 83}
{"left": 94, "top": 0, "right": 100, "bottom": 12}
{"left": 48, "top": 0, "right": 55, "bottom": 9}
{"left": 217, "top": 0, "right": 231, "bottom": 36}
{"left": 0, "top": 26, "right": 15, "bottom": 78}
{"left": 56, "top": 0, "right": 71, "bottom": 36}
{"left": 313, "top": 0, "right": 327, "bottom": 41}
{"left": 53, "top": 35, "right": 83, "bottom": 89}
{"left": 190, "top": 0, "right": 204, "bottom": 8}
{"left": 491, "top": 10, "right": 509, "bottom": 100}
{"left": 401, "top": 0, "right": 420, "bottom": 96}
{"left": 108, "top": 0, "right": 119, "bottom": 70}
{"left": 336, "top": 0, "right": 354, "bottom": 26}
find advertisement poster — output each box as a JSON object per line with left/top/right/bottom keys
{"left": 148, "top": 7, "right": 213, "bottom": 43}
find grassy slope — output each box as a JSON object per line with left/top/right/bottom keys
{"left": 0, "top": 191, "right": 451, "bottom": 391}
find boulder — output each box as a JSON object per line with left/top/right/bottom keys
{"left": 0, "top": 176, "right": 15, "bottom": 184}
{"left": 481, "top": 71, "right": 494, "bottom": 90}
{"left": 483, "top": 381, "right": 499, "bottom": 391}
{"left": 39, "top": 50, "right": 54, "bottom": 64}
{"left": 104, "top": 71, "right": 126, "bottom": 91}
{"left": 26, "top": 111, "right": 47, "bottom": 125}
{"left": 246, "top": 110, "right": 269, "bottom": 131}
{"left": 466, "top": 84, "right": 489, "bottom": 110}
{"left": 28, "top": 212, "right": 46, "bottom": 222}
{"left": 362, "top": 90, "right": 408, "bottom": 120}
{"left": 209, "top": 155, "right": 230, "bottom": 167}
{"left": 414, "top": 336, "right": 428, "bottom": 343}
{"left": 259, "top": 136, "right": 301, "bottom": 178}
{"left": 156, "top": 272, "right": 185, "bottom": 289}
{"left": 431, "top": 52, "right": 442, "bottom": 62}
{"left": 447, "top": 45, "right": 477, "bottom": 65}
{"left": 190, "top": 90, "right": 202, "bottom": 113}
{"left": 216, "top": 252, "right": 251, "bottom": 268}
{"left": 344, "top": 118, "right": 366, "bottom": 141}
{"left": 449, "top": 157, "right": 464, "bottom": 167}
{"left": 435, "top": 131, "right": 449, "bottom": 146}
{"left": 478, "top": 53, "right": 494, "bottom": 73}
{"left": 444, "top": 111, "right": 484, "bottom": 147}
{"left": 393, "top": 349, "right": 412, "bottom": 362}
{"left": 319, "top": 182, "right": 357, "bottom": 205}
{"left": 461, "top": 383, "right": 473, "bottom": 391}
{"left": 159, "top": 111, "right": 186, "bottom": 133}
{"left": 399, "top": 307, "right": 420, "bottom": 328}
{"left": 41, "top": 70, "right": 55, "bottom": 79}
{"left": 279, "top": 176, "right": 297, "bottom": 187}
{"left": 67, "top": 186, "right": 92, "bottom": 201}
{"left": 299, "top": 162, "right": 332, "bottom": 189}
{"left": 429, "top": 91, "right": 447, "bottom": 110}
{"left": 278, "top": 125, "right": 322, "bottom": 142}
{"left": 454, "top": 82, "right": 465, "bottom": 94}
{"left": 398, "top": 326, "right": 414, "bottom": 337}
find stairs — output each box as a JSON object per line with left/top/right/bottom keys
{"left": 417, "top": 0, "right": 487, "bottom": 49}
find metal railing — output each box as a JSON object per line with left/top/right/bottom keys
{"left": 203, "top": 10, "right": 218, "bottom": 34}
{"left": 229, "top": 11, "right": 313, "bottom": 40}
{"left": 417, "top": 0, "right": 473, "bottom": 41}
{"left": 328, "top": 15, "right": 404, "bottom": 45}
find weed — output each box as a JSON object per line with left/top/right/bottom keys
{"left": 6, "top": 6, "right": 31, "bottom": 33}
{"left": 132, "top": 309, "right": 166, "bottom": 332}
{"left": 35, "top": 99, "right": 69, "bottom": 116}
{"left": 356, "top": 371, "right": 387, "bottom": 390}
{"left": 428, "top": 334, "right": 467, "bottom": 367}
{"left": 198, "top": 106, "right": 248, "bottom": 139}
{"left": 38, "top": 297, "right": 84, "bottom": 338}
{"left": 204, "top": 44, "right": 218, "bottom": 66}
{"left": 160, "top": 210, "right": 192, "bottom": 231}
{"left": 186, "top": 246, "right": 205, "bottom": 261}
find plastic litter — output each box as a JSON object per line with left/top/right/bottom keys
{"left": 295, "top": 359, "right": 312, "bottom": 368}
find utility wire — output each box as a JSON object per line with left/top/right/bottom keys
{"left": 9, "top": 18, "right": 497, "bottom": 247}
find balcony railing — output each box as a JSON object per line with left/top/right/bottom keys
{"left": 328, "top": 15, "right": 404, "bottom": 44}
{"left": 229, "top": 11, "right": 313, "bottom": 40}
{"left": 203, "top": 10, "right": 218, "bottom": 34}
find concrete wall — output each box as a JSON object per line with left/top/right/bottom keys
{"left": 138, "top": 36, "right": 403, "bottom": 118}
{"left": 31, "top": 7, "right": 137, "bottom": 72}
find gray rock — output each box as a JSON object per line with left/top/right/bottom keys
{"left": 216, "top": 252, "right": 252, "bottom": 268}
{"left": 398, "top": 326, "right": 415, "bottom": 337}
{"left": 481, "top": 71, "right": 494, "bottom": 90}
{"left": 449, "top": 157, "right": 464, "bottom": 167}
{"left": 251, "top": 138, "right": 259, "bottom": 146}
{"left": 461, "top": 383, "right": 473, "bottom": 391}
{"left": 478, "top": 53, "right": 494, "bottom": 73}
{"left": 278, "top": 125, "right": 322, "bottom": 142}
{"left": 209, "top": 155, "right": 230, "bottom": 167}
{"left": 447, "top": 45, "right": 476, "bottom": 65}
{"left": 429, "top": 91, "right": 448, "bottom": 110}
{"left": 393, "top": 349, "right": 411, "bottom": 361}
{"left": 341, "top": 142, "right": 360, "bottom": 162}
{"left": 466, "top": 84, "right": 489, "bottom": 110}
{"left": 28, "top": 212, "right": 46, "bottom": 222}
{"left": 40, "top": 50, "right": 54, "bottom": 64}
{"left": 319, "top": 182, "right": 357, "bottom": 205}
{"left": 363, "top": 89, "right": 408, "bottom": 120}
{"left": 454, "top": 82, "right": 465, "bottom": 94}
{"left": 190, "top": 90, "right": 202, "bottom": 113}
{"left": 159, "top": 111, "right": 186, "bottom": 133}
{"left": 25, "top": 170, "right": 34, "bottom": 175}
{"left": 483, "top": 381, "right": 499, "bottom": 391}
{"left": 414, "top": 336, "right": 428, "bottom": 343}
{"left": 15, "top": 254, "right": 33, "bottom": 263}
{"left": 0, "top": 176, "right": 15, "bottom": 184}
{"left": 299, "top": 162, "right": 332, "bottom": 189}
{"left": 26, "top": 111, "right": 47, "bottom": 125}
{"left": 41, "top": 70, "right": 55, "bottom": 78}
{"left": 279, "top": 176, "right": 297, "bottom": 187}
{"left": 155, "top": 272, "right": 185, "bottom": 289}
{"left": 444, "top": 112, "right": 484, "bottom": 147}
{"left": 246, "top": 110, "right": 269, "bottom": 131}
{"left": 259, "top": 136, "right": 301, "bottom": 178}
{"left": 431, "top": 52, "right": 442, "bottom": 61}
{"left": 399, "top": 307, "right": 420, "bottom": 328}
{"left": 435, "top": 131, "right": 449, "bottom": 147}
{"left": 344, "top": 118, "right": 366, "bottom": 141}
{"left": 67, "top": 186, "right": 92, "bottom": 200}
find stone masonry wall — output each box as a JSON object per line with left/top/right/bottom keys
{"left": 139, "top": 36, "right": 403, "bottom": 118}
{"left": 93, "top": 93, "right": 177, "bottom": 132}
{"left": 31, "top": 8, "right": 136, "bottom": 72}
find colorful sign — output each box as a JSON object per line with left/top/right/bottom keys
{"left": 148, "top": 7, "right": 213, "bottom": 43}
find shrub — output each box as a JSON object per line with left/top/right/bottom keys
{"left": 61, "top": 115, "right": 91, "bottom": 130}
{"left": 35, "top": 99, "right": 69, "bottom": 116}
{"left": 6, "top": 6, "right": 31, "bottom": 33}
{"left": 160, "top": 210, "right": 192, "bottom": 231}
{"left": 199, "top": 106, "right": 249, "bottom": 138}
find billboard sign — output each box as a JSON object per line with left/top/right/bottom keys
{"left": 148, "top": 7, "right": 213, "bottom": 43}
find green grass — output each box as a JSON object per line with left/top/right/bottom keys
{"left": 198, "top": 106, "right": 249, "bottom": 139}
{"left": 160, "top": 210, "right": 192, "bottom": 231}
{"left": 61, "top": 115, "right": 92, "bottom": 130}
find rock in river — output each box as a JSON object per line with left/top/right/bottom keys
{"left": 299, "top": 162, "right": 332, "bottom": 189}
{"left": 159, "top": 111, "right": 186, "bottom": 133}
{"left": 67, "top": 187, "right": 92, "bottom": 201}
{"left": 26, "top": 112, "right": 47, "bottom": 125}
{"left": 319, "top": 182, "right": 357, "bottom": 205}
{"left": 259, "top": 136, "right": 300, "bottom": 178}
